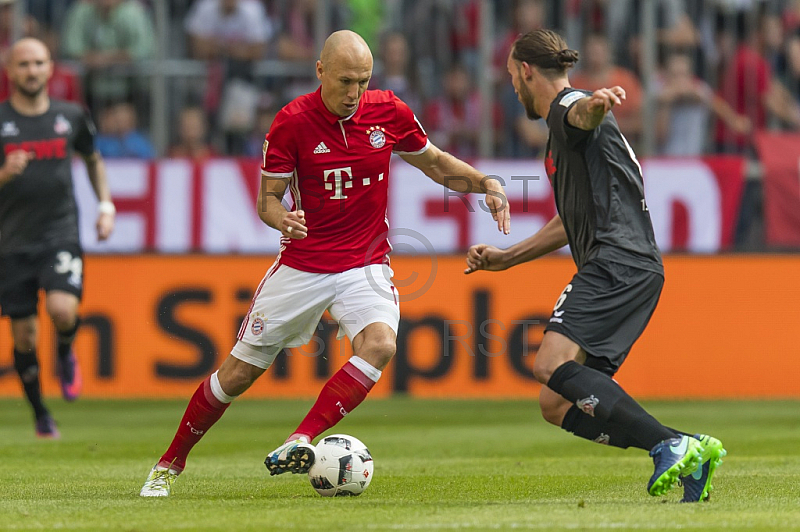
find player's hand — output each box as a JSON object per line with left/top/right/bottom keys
{"left": 281, "top": 209, "right": 307, "bottom": 239}
{"left": 1, "top": 149, "right": 34, "bottom": 178}
{"left": 587, "top": 86, "right": 626, "bottom": 115}
{"left": 464, "top": 243, "right": 509, "bottom": 274}
{"left": 96, "top": 212, "right": 115, "bottom": 241}
{"left": 484, "top": 185, "right": 511, "bottom": 235}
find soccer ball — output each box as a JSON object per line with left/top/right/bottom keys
{"left": 307, "top": 434, "right": 374, "bottom": 497}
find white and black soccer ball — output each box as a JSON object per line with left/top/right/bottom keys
{"left": 307, "top": 434, "right": 374, "bottom": 497}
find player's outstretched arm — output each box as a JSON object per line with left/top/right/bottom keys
{"left": 567, "top": 86, "right": 626, "bottom": 131}
{"left": 400, "top": 144, "right": 510, "bottom": 235}
{"left": 83, "top": 151, "right": 115, "bottom": 241}
{"left": 258, "top": 174, "right": 307, "bottom": 239}
{"left": 464, "top": 215, "right": 567, "bottom": 274}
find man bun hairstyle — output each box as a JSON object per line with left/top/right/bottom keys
{"left": 512, "top": 29, "right": 579, "bottom": 76}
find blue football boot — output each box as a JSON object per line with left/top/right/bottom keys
{"left": 647, "top": 434, "right": 703, "bottom": 496}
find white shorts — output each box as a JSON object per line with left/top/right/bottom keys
{"left": 233, "top": 263, "right": 400, "bottom": 369}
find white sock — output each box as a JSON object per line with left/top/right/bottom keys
{"left": 210, "top": 371, "right": 237, "bottom": 404}
{"left": 349, "top": 356, "right": 382, "bottom": 383}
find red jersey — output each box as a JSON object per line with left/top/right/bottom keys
{"left": 262, "top": 87, "right": 429, "bottom": 273}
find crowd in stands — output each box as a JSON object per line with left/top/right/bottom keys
{"left": 2, "top": 0, "right": 800, "bottom": 165}
{"left": 0, "top": 0, "right": 800, "bottom": 158}
{"left": 5, "top": 0, "right": 800, "bottom": 251}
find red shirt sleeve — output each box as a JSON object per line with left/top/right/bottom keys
{"left": 393, "top": 96, "right": 429, "bottom": 154}
{"left": 261, "top": 109, "right": 297, "bottom": 177}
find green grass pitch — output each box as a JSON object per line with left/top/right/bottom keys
{"left": 1, "top": 398, "right": 799, "bottom": 531}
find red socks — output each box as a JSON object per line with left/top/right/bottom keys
{"left": 291, "top": 362, "right": 375, "bottom": 442}
{"left": 158, "top": 376, "right": 230, "bottom": 472}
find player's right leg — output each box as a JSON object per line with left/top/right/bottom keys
{"left": 140, "top": 352, "right": 268, "bottom": 497}
{"left": 2, "top": 261, "right": 58, "bottom": 439}
{"left": 142, "top": 264, "right": 334, "bottom": 495}
{"left": 1, "top": 255, "right": 55, "bottom": 436}
{"left": 10, "top": 315, "right": 58, "bottom": 438}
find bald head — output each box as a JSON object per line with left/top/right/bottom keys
{"left": 9, "top": 38, "right": 51, "bottom": 63}
{"left": 316, "top": 31, "right": 374, "bottom": 117}
{"left": 320, "top": 30, "right": 372, "bottom": 68}
{"left": 6, "top": 38, "right": 53, "bottom": 100}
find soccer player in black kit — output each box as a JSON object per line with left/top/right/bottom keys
{"left": 0, "top": 39, "right": 115, "bottom": 438}
{"left": 465, "top": 29, "right": 726, "bottom": 502}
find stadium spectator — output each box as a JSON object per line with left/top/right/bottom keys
{"left": 370, "top": 31, "right": 422, "bottom": 114}
{"left": 605, "top": 0, "right": 687, "bottom": 73}
{"left": 0, "top": 0, "right": 39, "bottom": 64}
{"left": 61, "top": 0, "right": 155, "bottom": 112}
{"left": 715, "top": 11, "right": 800, "bottom": 153}
{"left": 168, "top": 106, "right": 215, "bottom": 161}
{"left": 185, "top": 0, "right": 273, "bottom": 155}
{"left": 570, "top": 33, "right": 643, "bottom": 146}
{"left": 0, "top": 38, "right": 115, "bottom": 438}
{"left": 782, "top": 28, "right": 800, "bottom": 101}
{"left": 423, "top": 63, "right": 486, "bottom": 159}
{"left": 94, "top": 101, "right": 156, "bottom": 159}
{"left": 140, "top": 30, "right": 509, "bottom": 497}
{"left": 495, "top": 0, "right": 547, "bottom": 157}
{"left": 655, "top": 52, "right": 751, "bottom": 156}
{"left": 494, "top": 0, "right": 545, "bottom": 74}
{"left": 275, "top": 0, "right": 318, "bottom": 61}
{"left": 0, "top": 0, "right": 31, "bottom": 51}
{"left": 243, "top": 99, "right": 277, "bottom": 158}
{"left": 345, "top": 0, "right": 383, "bottom": 51}
{"left": 185, "top": 0, "right": 271, "bottom": 64}
{"left": 449, "top": 0, "right": 481, "bottom": 74}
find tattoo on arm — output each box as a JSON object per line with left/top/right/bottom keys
{"left": 567, "top": 98, "right": 605, "bottom": 131}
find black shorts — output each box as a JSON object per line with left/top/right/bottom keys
{"left": 544, "top": 259, "right": 663, "bottom": 377}
{"left": 0, "top": 243, "right": 84, "bottom": 318}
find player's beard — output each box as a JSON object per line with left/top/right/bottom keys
{"left": 15, "top": 78, "right": 46, "bottom": 99}
{"left": 518, "top": 82, "right": 540, "bottom": 120}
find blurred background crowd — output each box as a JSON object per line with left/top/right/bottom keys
{"left": 3, "top": 0, "right": 800, "bottom": 248}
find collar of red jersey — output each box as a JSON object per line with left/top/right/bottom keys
{"left": 314, "top": 86, "right": 364, "bottom": 124}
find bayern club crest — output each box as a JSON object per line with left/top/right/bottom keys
{"left": 251, "top": 317, "right": 265, "bottom": 336}
{"left": 366, "top": 126, "right": 386, "bottom": 149}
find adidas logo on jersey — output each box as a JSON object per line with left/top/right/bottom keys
{"left": 314, "top": 142, "right": 330, "bottom": 154}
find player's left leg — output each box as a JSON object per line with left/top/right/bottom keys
{"left": 141, "top": 351, "right": 269, "bottom": 496}
{"left": 45, "top": 290, "right": 81, "bottom": 401}
{"left": 41, "top": 245, "right": 85, "bottom": 402}
{"left": 268, "top": 264, "right": 399, "bottom": 470}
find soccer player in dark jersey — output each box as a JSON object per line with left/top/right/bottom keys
{"left": 465, "top": 29, "right": 725, "bottom": 502}
{"left": 0, "top": 38, "right": 115, "bottom": 438}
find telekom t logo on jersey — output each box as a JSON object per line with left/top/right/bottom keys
{"left": 323, "top": 166, "right": 353, "bottom": 199}
{"left": 323, "top": 166, "right": 385, "bottom": 200}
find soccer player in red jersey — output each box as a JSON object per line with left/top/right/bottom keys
{"left": 141, "top": 30, "right": 510, "bottom": 496}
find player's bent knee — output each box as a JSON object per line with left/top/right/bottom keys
{"left": 532, "top": 357, "right": 555, "bottom": 385}
{"left": 360, "top": 338, "right": 395, "bottom": 369}
{"left": 220, "top": 344, "right": 273, "bottom": 395}
{"left": 49, "top": 310, "right": 77, "bottom": 330}
{"left": 539, "top": 399, "right": 569, "bottom": 426}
